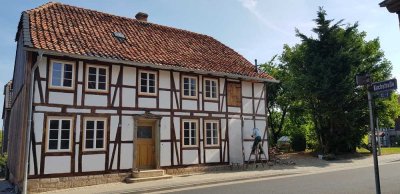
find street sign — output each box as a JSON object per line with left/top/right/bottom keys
{"left": 376, "top": 91, "right": 391, "bottom": 99}
{"left": 371, "top": 78, "right": 397, "bottom": 93}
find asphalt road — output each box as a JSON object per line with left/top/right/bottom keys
{"left": 164, "top": 162, "right": 400, "bottom": 194}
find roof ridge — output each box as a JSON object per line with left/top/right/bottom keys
{"left": 25, "top": 1, "right": 60, "bottom": 13}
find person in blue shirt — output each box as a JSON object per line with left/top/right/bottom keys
{"left": 251, "top": 127, "right": 264, "bottom": 154}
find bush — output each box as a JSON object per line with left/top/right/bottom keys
{"left": 291, "top": 133, "right": 306, "bottom": 151}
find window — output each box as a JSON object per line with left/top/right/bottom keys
{"left": 182, "top": 120, "right": 198, "bottom": 147}
{"left": 47, "top": 118, "right": 72, "bottom": 152}
{"left": 50, "top": 60, "right": 74, "bottom": 89}
{"left": 84, "top": 118, "right": 106, "bottom": 151}
{"left": 204, "top": 78, "right": 218, "bottom": 100}
{"left": 205, "top": 121, "right": 219, "bottom": 146}
{"left": 182, "top": 76, "right": 197, "bottom": 98}
{"left": 86, "top": 65, "right": 108, "bottom": 91}
{"left": 227, "top": 82, "right": 241, "bottom": 106}
{"left": 139, "top": 70, "right": 157, "bottom": 95}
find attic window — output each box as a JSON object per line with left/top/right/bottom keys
{"left": 113, "top": 32, "right": 126, "bottom": 42}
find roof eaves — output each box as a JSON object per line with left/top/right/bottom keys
{"left": 25, "top": 47, "right": 279, "bottom": 83}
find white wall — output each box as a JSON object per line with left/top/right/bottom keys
{"left": 84, "top": 94, "right": 107, "bottom": 107}
{"left": 49, "top": 92, "right": 74, "bottom": 105}
{"left": 44, "top": 156, "right": 70, "bottom": 174}
{"left": 82, "top": 154, "right": 106, "bottom": 172}
{"left": 228, "top": 119, "right": 243, "bottom": 164}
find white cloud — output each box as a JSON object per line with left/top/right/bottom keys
{"left": 238, "top": 0, "right": 290, "bottom": 36}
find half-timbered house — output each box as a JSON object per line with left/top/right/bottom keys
{"left": 6, "top": 2, "right": 277, "bottom": 192}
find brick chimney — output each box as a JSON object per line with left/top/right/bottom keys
{"left": 135, "top": 12, "right": 148, "bottom": 22}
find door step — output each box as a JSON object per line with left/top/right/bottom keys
{"left": 125, "top": 169, "right": 172, "bottom": 183}
{"left": 132, "top": 169, "right": 165, "bottom": 178}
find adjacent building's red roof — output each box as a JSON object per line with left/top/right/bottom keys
{"left": 20, "top": 2, "right": 274, "bottom": 81}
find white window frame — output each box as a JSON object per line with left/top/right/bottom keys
{"left": 83, "top": 117, "right": 107, "bottom": 151}
{"left": 182, "top": 119, "right": 199, "bottom": 147}
{"left": 49, "top": 60, "right": 75, "bottom": 90}
{"left": 46, "top": 117, "right": 73, "bottom": 152}
{"left": 204, "top": 120, "right": 220, "bottom": 146}
{"left": 182, "top": 75, "right": 198, "bottom": 99}
{"left": 85, "top": 64, "right": 109, "bottom": 92}
{"left": 138, "top": 70, "right": 158, "bottom": 96}
{"left": 203, "top": 78, "right": 218, "bottom": 100}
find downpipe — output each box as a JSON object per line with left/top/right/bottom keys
{"left": 23, "top": 51, "right": 43, "bottom": 194}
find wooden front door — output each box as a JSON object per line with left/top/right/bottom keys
{"left": 136, "top": 120, "right": 155, "bottom": 169}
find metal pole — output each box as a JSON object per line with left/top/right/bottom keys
{"left": 376, "top": 118, "right": 381, "bottom": 156}
{"left": 368, "top": 90, "right": 381, "bottom": 194}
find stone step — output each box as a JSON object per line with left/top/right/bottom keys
{"left": 125, "top": 175, "right": 173, "bottom": 183}
{"left": 132, "top": 169, "right": 165, "bottom": 178}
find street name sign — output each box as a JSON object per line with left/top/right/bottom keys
{"left": 376, "top": 91, "right": 391, "bottom": 99}
{"left": 371, "top": 78, "right": 397, "bottom": 93}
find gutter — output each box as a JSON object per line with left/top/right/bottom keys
{"left": 23, "top": 51, "right": 43, "bottom": 194}
{"left": 23, "top": 48, "right": 280, "bottom": 84}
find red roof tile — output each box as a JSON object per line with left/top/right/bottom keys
{"left": 22, "top": 2, "right": 275, "bottom": 81}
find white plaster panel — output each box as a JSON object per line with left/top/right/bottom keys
{"left": 122, "top": 88, "right": 135, "bottom": 108}
{"left": 159, "top": 91, "right": 170, "bottom": 109}
{"left": 78, "top": 61, "right": 83, "bottom": 82}
{"left": 84, "top": 94, "right": 107, "bottom": 107}
{"left": 254, "top": 99, "right": 266, "bottom": 115}
{"left": 112, "top": 65, "right": 121, "bottom": 85}
{"left": 205, "top": 149, "right": 220, "bottom": 163}
{"left": 173, "top": 72, "right": 180, "bottom": 90}
{"left": 30, "top": 145, "right": 41, "bottom": 175}
{"left": 241, "top": 81, "right": 252, "bottom": 97}
{"left": 109, "top": 143, "right": 118, "bottom": 170}
{"left": 199, "top": 118, "right": 203, "bottom": 140}
{"left": 174, "top": 112, "right": 190, "bottom": 116}
{"left": 221, "top": 119, "right": 226, "bottom": 140}
{"left": 110, "top": 116, "right": 119, "bottom": 141}
{"left": 120, "top": 144, "right": 133, "bottom": 170}
{"left": 193, "top": 113, "right": 208, "bottom": 117}
{"left": 228, "top": 107, "right": 240, "bottom": 113}
{"left": 160, "top": 142, "right": 171, "bottom": 167}
{"left": 67, "top": 108, "right": 90, "bottom": 113}
{"left": 174, "top": 143, "right": 181, "bottom": 165}
{"left": 111, "top": 87, "right": 120, "bottom": 107}
{"left": 82, "top": 154, "right": 105, "bottom": 172}
{"left": 76, "top": 115, "right": 81, "bottom": 142}
{"left": 41, "top": 81, "right": 47, "bottom": 101}
{"left": 255, "top": 120, "right": 266, "bottom": 134}
{"left": 182, "top": 100, "right": 197, "bottom": 110}
{"left": 243, "top": 120, "right": 255, "bottom": 139}
{"left": 44, "top": 156, "right": 70, "bottom": 174}
{"left": 49, "top": 92, "right": 74, "bottom": 105}
{"left": 150, "top": 111, "right": 171, "bottom": 116}
{"left": 228, "top": 119, "right": 243, "bottom": 164}
{"left": 212, "top": 114, "right": 225, "bottom": 117}
{"left": 33, "top": 113, "right": 44, "bottom": 141}
{"left": 34, "top": 81, "right": 40, "bottom": 103}
{"left": 219, "top": 97, "right": 226, "bottom": 112}
{"left": 254, "top": 83, "right": 264, "bottom": 97}
{"left": 96, "top": 109, "right": 118, "bottom": 114}
{"left": 122, "top": 110, "right": 145, "bottom": 115}
{"left": 77, "top": 84, "right": 82, "bottom": 106}
{"left": 173, "top": 117, "right": 180, "bottom": 139}
{"left": 122, "top": 66, "right": 136, "bottom": 86}
{"left": 159, "top": 70, "right": 170, "bottom": 89}
{"left": 121, "top": 116, "right": 134, "bottom": 141}
{"left": 138, "top": 98, "right": 156, "bottom": 108}
{"left": 172, "top": 92, "right": 181, "bottom": 109}
{"left": 242, "top": 98, "right": 253, "bottom": 114}
{"left": 75, "top": 146, "right": 79, "bottom": 172}
{"left": 219, "top": 78, "right": 225, "bottom": 94}
{"left": 35, "top": 106, "right": 62, "bottom": 112}
{"left": 38, "top": 56, "right": 47, "bottom": 77}
{"left": 182, "top": 150, "right": 198, "bottom": 165}
{"left": 204, "top": 102, "right": 218, "bottom": 112}
{"left": 199, "top": 75, "right": 203, "bottom": 93}
{"left": 160, "top": 117, "right": 170, "bottom": 140}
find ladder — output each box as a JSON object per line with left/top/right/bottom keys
{"left": 247, "top": 141, "right": 268, "bottom": 167}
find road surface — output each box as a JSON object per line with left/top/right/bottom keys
{"left": 160, "top": 161, "right": 400, "bottom": 194}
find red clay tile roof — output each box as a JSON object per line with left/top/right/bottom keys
{"left": 21, "top": 2, "right": 275, "bottom": 81}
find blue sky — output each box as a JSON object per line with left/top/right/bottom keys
{"left": 0, "top": 0, "right": 399, "bottom": 127}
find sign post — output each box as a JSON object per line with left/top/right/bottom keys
{"left": 356, "top": 75, "right": 397, "bottom": 194}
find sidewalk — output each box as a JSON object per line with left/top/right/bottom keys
{"left": 46, "top": 153, "right": 400, "bottom": 194}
